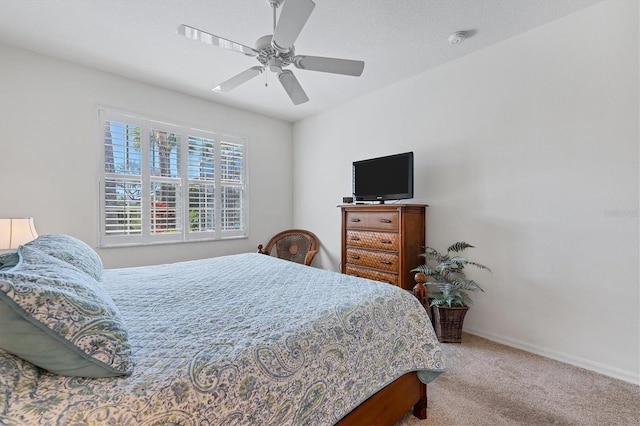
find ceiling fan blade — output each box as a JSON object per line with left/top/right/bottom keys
{"left": 213, "top": 66, "right": 264, "bottom": 92}
{"left": 278, "top": 70, "right": 309, "bottom": 105}
{"left": 177, "top": 24, "right": 257, "bottom": 57}
{"left": 294, "top": 55, "right": 365, "bottom": 76}
{"left": 272, "top": 0, "right": 316, "bottom": 52}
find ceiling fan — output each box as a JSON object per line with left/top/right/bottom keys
{"left": 177, "top": 0, "right": 365, "bottom": 105}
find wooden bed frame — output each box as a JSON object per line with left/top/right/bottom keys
{"left": 336, "top": 372, "right": 427, "bottom": 425}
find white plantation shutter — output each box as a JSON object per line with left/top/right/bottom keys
{"left": 149, "top": 181, "right": 182, "bottom": 235}
{"left": 188, "top": 135, "right": 216, "bottom": 233}
{"left": 149, "top": 129, "right": 182, "bottom": 236}
{"left": 104, "top": 179, "right": 143, "bottom": 235}
{"left": 99, "top": 109, "right": 247, "bottom": 246}
{"left": 103, "top": 118, "right": 143, "bottom": 238}
{"left": 220, "top": 141, "right": 244, "bottom": 232}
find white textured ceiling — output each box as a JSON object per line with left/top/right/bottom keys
{"left": 0, "top": 0, "right": 600, "bottom": 122}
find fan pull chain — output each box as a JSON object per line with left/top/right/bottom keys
{"left": 265, "top": 71, "right": 268, "bottom": 87}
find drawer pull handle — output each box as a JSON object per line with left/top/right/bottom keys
{"left": 350, "top": 237, "right": 361, "bottom": 241}
{"left": 380, "top": 261, "right": 393, "bottom": 265}
{"left": 380, "top": 240, "right": 392, "bottom": 244}
{"left": 351, "top": 218, "right": 361, "bottom": 222}
{"left": 350, "top": 255, "right": 361, "bottom": 260}
{"left": 379, "top": 219, "right": 392, "bottom": 223}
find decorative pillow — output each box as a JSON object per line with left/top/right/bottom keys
{"left": 0, "top": 245, "right": 132, "bottom": 377}
{"left": 24, "top": 234, "right": 103, "bottom": 280}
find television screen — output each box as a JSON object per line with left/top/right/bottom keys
{"left": 352, "top": 152, "right": 414, "bottom": 203}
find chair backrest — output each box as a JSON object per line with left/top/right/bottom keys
{"left": 257, "top": 229, "right": 319, "bottom": 266}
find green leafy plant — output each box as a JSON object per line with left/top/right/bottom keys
{"left": 411, "top": 242, "right": 491, "bottom": 308}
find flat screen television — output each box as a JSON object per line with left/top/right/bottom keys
{"left": 352, "top": 152, "right": 414, "bottom": 203}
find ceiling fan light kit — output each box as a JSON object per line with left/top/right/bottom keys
{"left": 178, "top": 0, "right": 365, "bottom": 105}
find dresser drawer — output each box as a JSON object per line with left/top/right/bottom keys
{"left": 344, "top": 211, "right": 398, "bottom": 231}
{"left": 345, "top": 230, "right": 399, "bottom": 251}
{"left": 346, "top": 248, "right": 399, "bottom": 272}
{"left": 344, "top": 265, "right": 398, "bottom": 285}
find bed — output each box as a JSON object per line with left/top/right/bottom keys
{"left": 0, "top": 234, "right": 444, "bottom": 425}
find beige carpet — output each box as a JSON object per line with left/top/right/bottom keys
{"left": 397, "top": 333, "right": 640, "bottom": 425}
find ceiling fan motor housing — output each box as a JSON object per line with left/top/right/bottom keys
{"left": 255, "top": 34, "right": 295, "bottom": 71}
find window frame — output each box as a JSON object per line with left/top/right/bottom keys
{"left": 98, "top": 108, "right": 248, "bottom": 247}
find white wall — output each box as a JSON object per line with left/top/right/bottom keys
{"left": 0, "top": 45, "right": 293, "bottom": 268}
{"left": 293, "top": 0, "right": 639, "bottom": 383}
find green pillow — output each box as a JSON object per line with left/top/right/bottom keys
{"left": 0, "top": 245, "right": 132, "bottom": 377}
{"left": 24, "top": 234, "right": 103, "bottom": 280}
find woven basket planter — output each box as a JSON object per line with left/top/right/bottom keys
{"left": 431, "top": 305, "right": 469, "bottom": 343}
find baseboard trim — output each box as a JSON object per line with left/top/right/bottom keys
{"left": 463, "top": 328, "right": 640, "bottom": 386}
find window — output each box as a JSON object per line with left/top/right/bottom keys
{"left": 99, "top": 109, "right": 246, "bottom": 246}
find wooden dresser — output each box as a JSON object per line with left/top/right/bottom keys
{"left": 340, "top": 204, "right": 427, "bottom": 291}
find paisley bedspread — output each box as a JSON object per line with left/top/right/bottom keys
{"left": 0, "top": 252, "right": 444, "bottom": 425}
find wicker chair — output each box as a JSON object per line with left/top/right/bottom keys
{"left": 257, "top": 229, "right": 319, "bottom": 266}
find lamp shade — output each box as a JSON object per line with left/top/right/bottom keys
{"left": 0, "top": 218, "right": 39, "bottom": 250}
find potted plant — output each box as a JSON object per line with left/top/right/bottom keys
{"left": 411, "top": 242, "right": 491, "bottom": 343}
